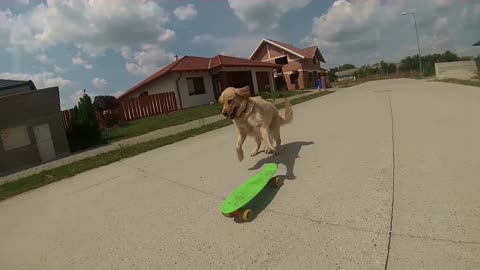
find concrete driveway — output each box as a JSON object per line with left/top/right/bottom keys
{"left": 0, "top": 79, "right": 479, "bottom": 269}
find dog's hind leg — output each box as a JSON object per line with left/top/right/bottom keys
{"left": 250, "top": 136, "right": 262, "bottom": 157}
{"left": 260, "top": 126, "right": 276, "bottom": 155}
{"left": 272, "top": 128, "right": 281, "bottom": 151}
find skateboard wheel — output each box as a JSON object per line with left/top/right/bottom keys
{"left": 270, "top": 177, "right": 282, "bottom": 188}
{"left": 241, "top": 209, "right": 253, "bottom": 222}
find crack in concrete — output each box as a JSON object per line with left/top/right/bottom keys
{"left": 392, "top": 232, "right": 480, "bottom": 246}
{"left": 119, "top": 161, "right": 224, "bottom": 200}
{"left": 384, "top": 92, "right": 396, "bottom": 270}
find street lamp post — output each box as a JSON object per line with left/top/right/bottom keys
{"left": 402, "top": 11, "right": 422, "bottom": 76}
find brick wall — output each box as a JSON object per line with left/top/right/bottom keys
{"left": 301, "top": 58, "right": 323, "bottom": 71}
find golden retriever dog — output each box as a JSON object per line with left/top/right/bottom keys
{"left": 218, "top": 86, "right": 293, "bottom": 161}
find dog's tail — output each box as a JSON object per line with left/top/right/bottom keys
{"left": 280, "top": 98, "right": 293, "bottom": 125}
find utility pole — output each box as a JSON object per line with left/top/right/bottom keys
{"left": 402, "top": 11, "right": 422, "bottom": 76}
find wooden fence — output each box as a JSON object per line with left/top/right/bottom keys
{"left": 119, "top": 92, "right": 177, "bottom": 121}
{"left": 62, "top": 91, "right": 178, "bottom": 132}
{"left": 62, "top": 108, "right": 74, "bottom": 133}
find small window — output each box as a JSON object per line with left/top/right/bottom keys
{"left": 275, "top": 56, "right": 288, "bottom": 65}
{"left": 1, "top": 126, "right": 30, "bottom": 151}
{"left": 140, "top": 91, "right": 148, "bottom": 97}
{"left": 187, "top": 77, "right": 206, "bottom": 96}
{"left": 313, "top": 58, "right": 317, "bottom": 65}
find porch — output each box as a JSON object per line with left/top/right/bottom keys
{"left": 211, "top": 67, "right": 276, "bottom": 100}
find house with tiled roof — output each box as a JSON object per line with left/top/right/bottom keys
{"left": 250, "top": 39, "right": 328, "bottom": 90}
{"left": 118, "top": 55, "right": 280, "bottom": 109}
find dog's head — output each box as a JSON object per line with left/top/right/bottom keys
{"left": 218, "top": 86, "right": 251, "bottom": 119}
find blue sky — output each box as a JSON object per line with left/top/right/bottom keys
{"left": 0, "top": 0, "right": 478, "bottom": 109}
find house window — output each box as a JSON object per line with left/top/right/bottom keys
{"left": 1, "top": 126, "right": 30, "bottom": 151}
{"left": 313, "top": 58, "right": 317, "bottom": 65}
{"left": 187, "top": 77, "right": 206, "bottom": 96}
{"left": 275, "top": 56, "right": 288, "bottom": 65}
{"left": 140, "top": 91, "right": 148, "bottom": 97}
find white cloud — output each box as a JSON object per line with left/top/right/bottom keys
{"left": 92, "top": 77, "right": 108, "bottom": 89}
{"left": 35, "top": 53, "right": 55, "bottom": 64}
{"left": 126, "top": 44, "right": 176, "bottom": 76}
{"left": 158, "top": 29, "right": 176, "bottom": 43}
{"left": 54, "top": 65, "right": 65, "bottom": 73}
{"left": 434, "top": 17, "right": 448, "bottom": 32}
{"left": 174, "top": 4, "right": 197, "bottom": 21}
{"left": 0, "top": 0, "right": 173, "bottom": 56}
{"left": 72, "top": 56, "right": 93, "bottom": 70}
{"left": 304, "top": 0, "right": 480, "bottom": 67}
{"left": 120, "top": 46, "right": 133, "bottom": 60}
{"left": 72, "top": 56, "right": 87, "bottom": 65}
{"left": 0, "top": 72, "right": 72, "bottom": 89}
{"left": 227, "top": 0, "right": 311, "bottom": 31}
{"left": 192, "top": 34, "right": 267, "bottom": 58}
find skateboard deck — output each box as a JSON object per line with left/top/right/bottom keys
{"left": 221, "top": 163, "right": 280, "bottom": 221}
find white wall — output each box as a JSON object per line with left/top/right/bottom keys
{"left": 435, "top": 60, "right": 479, "bottom": 80}
{"left": 177, "top": 72, "right": 215, "bottom": 108}
{"left": 126, "top": 71, "right": 215, "bottom": 109}
{"left": 128, "top": 73, "right": 179, "bottom": 104}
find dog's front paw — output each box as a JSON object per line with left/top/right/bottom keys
{"left": 237, "top": 149, "right": 244, "bottom": 161}
{"left": 265, "top": 148, "right": 275, "bottom": 155}
{"left": 265, "top": 147, "right": 279, "bottom": 156}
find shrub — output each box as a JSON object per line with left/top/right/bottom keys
{"left": 93, "top": 95, "right": 121, "bottom": 128}
{"left": 67, "top": 92, "right": 103, "bottom": 152}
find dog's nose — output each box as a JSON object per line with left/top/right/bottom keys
{"left": 222, "top": 111, "right": 228, "bottom": 117}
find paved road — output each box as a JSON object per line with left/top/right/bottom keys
{"left": 0, "top": 79, "right": 478, "bottom": 269}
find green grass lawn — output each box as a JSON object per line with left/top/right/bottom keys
{"left": 436, "top": 78, "right": 480, "bottom": 87}
{"left": 104, "top": 90, "right": 309, "bottom": 142}
{"left": 104, "top": 103, "right": 222, "bottom": 142}
{"left": 0, "top": 90, "right": 333, "bottom": 202}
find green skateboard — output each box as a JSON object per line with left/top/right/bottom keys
{"left": 221, "top": 163, "right": 282, "bottom": 222}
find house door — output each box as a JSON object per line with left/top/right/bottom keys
{"left": 213, "top": 78, "right": 222, "bottom": 100}
{"left": 33, "top": 124, "right": 56, "bottom": 162}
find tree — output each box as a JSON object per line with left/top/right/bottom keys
{"left": 68, "top": 91, "right": 102, "bottom": 151}
{"left": 399, "top": 50, "right": 462, "bottom": 76}
{"left": 93, "top": 95, "right": 119, "bottom": 111}
{"left": 338, "top": 64, "right": 356, "bottom": 71}
{"left": 328, "top": 64, "right": 356, "bottom": 82}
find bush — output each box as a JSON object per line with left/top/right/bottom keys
{"left": 93, "top": 95, "right": 121, "bottom": 128}
{"left": 67, "top": 92, "right": 103, "bottom": 152}
{"left": 93, "top": 95, "right": 119, "bottom": 111}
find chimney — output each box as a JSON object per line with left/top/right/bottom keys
{"left": 174, "top": 54, "right": 178, "bottom": 61}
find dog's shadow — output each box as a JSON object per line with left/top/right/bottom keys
{"left": 234, "top": 141, "right": 314, "bottom": 223}
{"left": 249, "top": 141, "right": 314, "bottom": 181}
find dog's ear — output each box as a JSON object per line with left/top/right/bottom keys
{"left": 218, "top": 95, "right": 224, "bottom": 104}
{"left": 234, "top": 86, "right": 251, "bottom": 98}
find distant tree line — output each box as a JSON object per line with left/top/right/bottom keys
{"left": 328, "top": 50, "right": 474, "bottom": 82}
